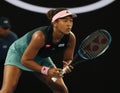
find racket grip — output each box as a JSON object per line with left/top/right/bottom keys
{"left": 51, "top": 77, "right": 58, "bottom": 82}
{"left": 51, "top": 67, "right": 66, "bottom": 82}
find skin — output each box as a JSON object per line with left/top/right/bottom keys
{"left": 0, "top": 16, "right": 76, "bottom": 93}
{"left": 0, "top": 27, "right": 10, "bottom": 39}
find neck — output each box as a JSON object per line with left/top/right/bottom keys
{"left": 52, "top": 29, "right": 64, "bottom": 43}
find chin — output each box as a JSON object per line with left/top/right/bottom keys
{"left": 65, "top": 30, "right": 71, "bottom": 34}
{"left": 66, "top": 32, "right": 70, "bottom": 34}
{"left": 61, "top": 30, "right": 70, "bottom": 35}
{"left": 62, "top": 31, "right": 69, "bottom": 35}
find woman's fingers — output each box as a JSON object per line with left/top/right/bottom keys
{"left": 48, "top": 67, "right": 63, "bottom": 77}
{"left": 63, "top": 65, "right": 74, "bottom": 74}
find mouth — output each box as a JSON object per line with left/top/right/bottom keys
{"left": 65, "top": 29, "right": 71, "bottom": 34}
{"left": 67, "top": 28, "right": 71, "bottom": 31}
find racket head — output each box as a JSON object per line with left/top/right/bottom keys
{"left": 78, "top": 29, "right": 112, "bottom": 60}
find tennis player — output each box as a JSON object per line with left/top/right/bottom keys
{"left": 0, "top": 7, "right": 77, "bottom": 93}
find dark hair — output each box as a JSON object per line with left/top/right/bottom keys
{"left": 46, "top": 7, "right": 67, "bottom": 21}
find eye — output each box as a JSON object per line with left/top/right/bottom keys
{"left": 62, "top": 19, "right": 68, "bottom": 22}
{"left": 69, "top": 19, "right": 73, "bottom": 22}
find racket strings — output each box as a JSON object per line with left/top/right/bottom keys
{"left": 99, "top": 31, "right": 110, "bottom": 43}
{"left": 81, "top": 43, "right": 94, "bottom": 59}
{"left": 80, "top": 31, "right": 109, "bottom": 59}
{"left": 81, "top": 46, "right": 96, "bottom": 59}
{"left": 71, "top": 29, "right": 112, "bottom": 67}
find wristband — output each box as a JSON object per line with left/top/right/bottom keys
{"left": 41, "top": 66, "right": 50, "bottom": 75}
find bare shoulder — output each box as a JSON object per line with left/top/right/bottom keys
{"left": 32, "top": 30, "right": 45, "bottom": 41}
{"left": 67, "top": 31, "right": 76, "bottom": 47}
{"left": 69, "top": 31, "right": 76, "bottom": 40}
{"left": 31, "top": 30, "right": 46, "bottom": 46}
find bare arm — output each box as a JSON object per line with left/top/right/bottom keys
{"left": 21, "top": 31, "right": 63, "bottom": 77}
{"left": 63, "top": 31, "right": 76, "bottom": 67}
{"left": 21, "top": 30, "right": 45, "bottom": 73}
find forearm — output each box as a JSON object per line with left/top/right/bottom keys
{"left": 21, "top": 60, "right": 43, "bottom": 72}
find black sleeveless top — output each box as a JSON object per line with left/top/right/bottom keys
{"left": 29, "top": 25, "right": 70, "bottom": 58}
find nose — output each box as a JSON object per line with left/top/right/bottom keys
{"left": 67, "top": 22, "right": 72, "bottom": 28}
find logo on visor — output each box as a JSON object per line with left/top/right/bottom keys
{"left": 5, "top": 0, "right": 115, "bottom": 14}
{"left": 66, "top": 11, "right": 69, "bottom": 13}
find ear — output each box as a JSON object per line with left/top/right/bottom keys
{"left": 52, "top": 21, "right": 58, "bottom": 27}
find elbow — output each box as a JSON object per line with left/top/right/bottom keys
{"left": 21, "top": 57, "right": 29, "bottom": 66}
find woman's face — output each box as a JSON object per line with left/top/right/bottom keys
{"left": 54, "top": 16, "right": 73, "bottom": 34}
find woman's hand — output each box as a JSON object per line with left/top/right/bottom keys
{"left": 63, "top": 61, "right": 74, "bottom": 74}
{"left": 48, "top": 67, "right": 63, "bottom": 78}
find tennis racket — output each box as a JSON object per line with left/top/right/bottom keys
{"left": 51, "top": 29, "right": 112, "bottom": 82}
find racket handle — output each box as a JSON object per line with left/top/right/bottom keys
{"left": 51, "top": 77, "right": 58, "bottom": 82}
{"left": 51, "top": 67, "right": 66, "bottom": 82}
